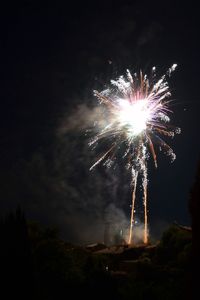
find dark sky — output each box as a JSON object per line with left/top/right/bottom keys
{"left": 0, "top": 1, "right": 200, "bottom": 243}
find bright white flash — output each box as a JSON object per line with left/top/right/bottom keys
{"left": 117, "top": 99, "right": 150, "bottom": 136}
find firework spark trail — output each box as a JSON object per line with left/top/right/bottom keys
{"left": 128, "top": 170, "right": 138, "bottom": 244}
{"left": 89, "top": 64, "right": 180, "bottom": 245}
{"left": 143, "top": 159, "right": 148, "bottom": 244}
{"left": 89, "top": 144, "right": 116, "bottom": 171}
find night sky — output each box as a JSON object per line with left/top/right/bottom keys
{"left": 0, "top": 1, "right": 200, "bottom": 244}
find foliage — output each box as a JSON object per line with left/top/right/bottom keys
{"left": 0, "top": 209, "right": 192, "bottom": 299}
{"left": 155, "top": 225, "right": 192, "bottom": 266}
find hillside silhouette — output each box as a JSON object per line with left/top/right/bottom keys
{"left": 0, "top": 207, "right": 193, "bottom": 300}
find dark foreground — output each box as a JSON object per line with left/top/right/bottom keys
{"left": 1, "top": 211, "right": 192, "bottom": 300}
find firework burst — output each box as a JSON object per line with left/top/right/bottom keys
{"left": 89, "top": 64, "right": 180, "bottom": 245}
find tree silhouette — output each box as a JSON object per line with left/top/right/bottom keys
{"left": 189, "top": 161, "right": 200, "bottom": 298}
{"left": 0, "top": 207, "right": 34, "bottom": 299}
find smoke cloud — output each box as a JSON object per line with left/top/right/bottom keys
{"left": 57, "top": 104, "right": 104, "bottom": 135}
